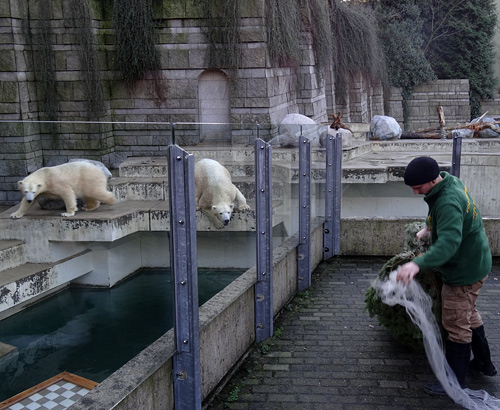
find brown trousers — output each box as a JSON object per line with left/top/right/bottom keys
{"left": 441, "top": 276, "right": 487, "bottom": 343}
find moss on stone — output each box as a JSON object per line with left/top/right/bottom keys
{"left": 0, "top": 82, "right": 19, "bottom": 103}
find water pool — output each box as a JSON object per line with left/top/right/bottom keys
{"left": 0, "top": 268, "right": 244, "bottom": 402}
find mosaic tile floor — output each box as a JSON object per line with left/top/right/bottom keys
{"left": 0, "top": 373, "right": 97, "bottom": 410}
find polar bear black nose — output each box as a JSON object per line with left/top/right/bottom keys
{"left": 27, "top": 199, "right": 32, "bottom": 203}
{"left": 224, "top": 220, "right": 229, "bottom": 225}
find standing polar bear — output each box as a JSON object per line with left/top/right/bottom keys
{"left": 194, "top": 158, "right": 250, "bottom": 229}
{"left": 10, "top": 162, "right": 115, "bottom": 218}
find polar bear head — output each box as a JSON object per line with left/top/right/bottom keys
{"left": 18, "top": 180, "right": 43, "bottom": 203}
{"left": 211, "top": 203, "right": 234, "bottom": 226}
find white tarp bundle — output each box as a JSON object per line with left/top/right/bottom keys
{"left": 373, "top": 271, "right": 500, "bottom": 410}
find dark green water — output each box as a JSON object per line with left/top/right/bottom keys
{"left": 0, "top": 268, "right": 243, "bottom": 402}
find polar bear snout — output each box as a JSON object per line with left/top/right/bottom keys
{"left": 25, "top": 192, "right": 36, "bottom": 202}
{"left": 219, "top": 211, "right": 231, "bottom": 225}
{"left": 217, "top": 208, "right": 232, "bottom": 225}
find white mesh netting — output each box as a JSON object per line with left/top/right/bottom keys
{"left": 373, "top": 270, "right": 500, "bottom": 410}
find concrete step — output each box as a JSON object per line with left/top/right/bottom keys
{"left": 119, "top": 157, "right": 169, "bottom": 178}
{"left": 118, "top": 157, "right": 260, "bottom": 179}
{"left": 109, "top": 177, "right": 167, "bottom": 202}
{"left": 0, "top": 250, "right": 93, "bottom": 320}
{"left": 0, "top": 199, "right": 285, "bottom": 245}
{"left": 109, "top": 175, "right": 285, "bottom": 203}
{"left": 0, "top": 240, "right": 26, "bottom": 272}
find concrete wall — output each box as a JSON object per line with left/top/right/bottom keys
{"left": 340, "top": 217, "right": 500, "bottom": 258}
{"left": 70, "top": 218, "right": 325, "bottom": 410}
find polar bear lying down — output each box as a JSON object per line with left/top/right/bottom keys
{"left": 11, "top": 162, "right": 115, "bottom": 218}
{"left": 195, "top": 158, "right": 250, "bottom": 229}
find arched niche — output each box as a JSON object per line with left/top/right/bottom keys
{"left": 198, "top": 69, "right": 231, "bottom": 143}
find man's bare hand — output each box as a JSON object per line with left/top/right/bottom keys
{"left": 396, "top": 262, "right": 420, "bottom": 284}
{"left": 416, "top": 226, "right": 430, "bottom": 241}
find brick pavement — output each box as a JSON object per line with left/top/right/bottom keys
{"left": 206, "top": 257, "right": 500, "bottom": 410}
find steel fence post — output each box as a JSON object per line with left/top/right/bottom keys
{"left": 298, "top": 135, "right": 311, "bottom": 290}
{"left": 451, "top": 131, "right": 462, "bottom": 178}
{"left": 323, "top": 134, "right": 334, "bottom": 260}
{"left": 255, "top": 138, "right": 273, "bottom": 343}
{"left": 333, "top": 134, "right": 342, "bottom": 255}
{"left": 168, "top": 144, "right": 201, "bottom": 410}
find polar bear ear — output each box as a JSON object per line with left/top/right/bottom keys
{"left": 17, "top": 181, "right": 23, "bottom": 187}
{"left": 212, "top": 205, "right": 217, "bottom": 210}
{"left": 230, "top": 204, "right": 234, "bottom": 209}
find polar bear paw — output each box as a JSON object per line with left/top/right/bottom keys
{"left": 61, "top": 211, "right": 76, "bottom": 217}
{"left": 239, "top": 204, "right": 250, "bottom": 211}
{"left": 10, "top": 211, "right": 23, "bottom": 219}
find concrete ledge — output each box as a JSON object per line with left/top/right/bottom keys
{"left": 0, "top": 240, "right": 25, "bottom": 272}
{"left": 340, "top": 217, "right": 500, "bottom": 257}
{"left": 0, "top": 250, "right": 93, "bottom": 319}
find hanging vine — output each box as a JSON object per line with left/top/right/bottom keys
{"left": 23, "top": 0, "right": 59, "bottom": 146}
{"left": 329, "top": 0, "right": 387, "bottom": 105}
{"left": 200, "top": 0, "right": 242, "bottom": 72}
{"left": 266, "top": 0, "right": 302, "bottom": 69}
{"left": 25, "top": 0, "right": 58, "bottom": 121}
{"left": 302, "top": 0, "right": 334, "bottom": 82}
{"left": 112, "top": 0, "right": 161, "bottom": 87}
{"left": 69, "top": 0, "right": 106, "bottom": 118}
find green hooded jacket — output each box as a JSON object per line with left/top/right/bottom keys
{"left": 413, "top": 172, "right": 492, "bottom": 285}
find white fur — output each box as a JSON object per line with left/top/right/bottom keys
{"left": 11, "top": 162, "right": 115, "bottom": 218}
{"left": 194, "top": 158, "right": 250, "bottom": 229}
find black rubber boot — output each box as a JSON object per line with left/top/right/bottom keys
{"left": 470, "top": 325, "right": 497, "bottom": 376}
{"left": 424, "top": 340, "right": 471, "bottom": 396}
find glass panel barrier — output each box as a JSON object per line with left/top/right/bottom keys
{"left": 179, "top": 123, "right": 259, "bottom": 272}
{"left": 311, "top": 125, "right": 328, "bottom": 223}
{"left": 0, "top": 118, "right": 330, "bottom": 403}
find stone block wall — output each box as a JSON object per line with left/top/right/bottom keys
{"left": 480, "top": 92, "right": 500, "bottom": 117}
{"left": 331, "top": 72, "right": 384, "bottom": 124}
{"left": 295, "top": 32, "right": 328, "bottom": 123}
{"left": 0, "top": 0, "right": 490, "bottom": 206}
{"left": 388, "top": 79, "right": 471, "bottom": 130}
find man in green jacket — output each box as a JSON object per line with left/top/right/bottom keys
{"left": 397, "top": 156, "right": 496, "bottom": 396}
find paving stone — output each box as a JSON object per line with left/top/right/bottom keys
{"left": 206, "top": 257, "right": 500, "bottom": 409}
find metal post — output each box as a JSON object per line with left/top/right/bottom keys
{"left": 298, "top": 136, "right": 311, "bottom": 290}
{"left": 451, "top": 131, "right": 462, "bottom": 178}
{"left": 323, "top": 134, "right": 334, "bottom": 260}
{"left": 332, "top": 134, "right": 342, "bottom": 255}
{"left": 168, "top": 145, "right": 201, "bottom": 410}
{"left": 254, "top": 138, "right": 273, "bottom": 343}
{"left": 171, "top": 122, "right": 176, "bottom": 145}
